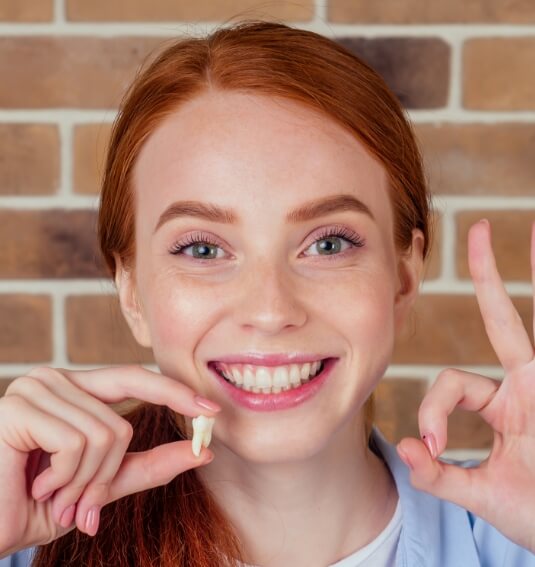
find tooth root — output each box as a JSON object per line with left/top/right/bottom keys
{"left": 191, "top": 415, "right": 216, "bottom": 457}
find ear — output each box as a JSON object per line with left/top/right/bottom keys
{"left": 393, "top": 228, "right": 425, "bottom": 333}
{"left": 113, "top": 253, "right": 152, "bottom": 348}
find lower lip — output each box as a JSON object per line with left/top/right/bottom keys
{"left": 208, "top": 358, "right": 338, "bottom": 411}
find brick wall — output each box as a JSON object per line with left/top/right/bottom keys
{"left": 1, "top": 0, "right": 534, "bottom": 460}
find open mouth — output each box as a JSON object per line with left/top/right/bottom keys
{"left": 208, "top": 358, "right": 331, "bottom": 395}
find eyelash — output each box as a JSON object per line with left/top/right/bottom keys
{"left": 168, "top": 226, "right": 365, "bottom": 261}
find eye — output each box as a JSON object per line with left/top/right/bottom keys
{"left": 169, "top": 232, "right": 227, "bottom": 261}
{"left": 303, "top": 226, "right": 365, "bottom": 259}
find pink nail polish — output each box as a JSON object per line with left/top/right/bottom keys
{"left": 59, "top": 504, "right": 76, "bottom": 528}
{"left": 194, "top": 395, "right": 221, "bottom": 412}
{"left": 422, "top": 433, "right": 438, "bottom": 459}
{"left": 85, "top": 505, "right": 100, "bottom": 536}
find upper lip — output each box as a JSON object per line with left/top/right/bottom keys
{"left": 208, "top": 353, "right": 334, "bottom": 367}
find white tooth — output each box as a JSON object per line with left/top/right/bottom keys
{"left": 231, "top": 367, "right": 243, "bottom": 385}
{"left": 273, "top": 367, "right": 290, "bottom": 388}
{"left": 300, "top": 362, "right": 311, "bottom": 381}
{"left": 272, "top": 386, "right": 282, "bottom": 393}
{"left": 243, "top": 368, "right": 255, "bottom": 390}
{"left": 255, "top": 368, "right": 272, "bottom": 389}
{"left": 191, "top": 415, "right": 215, "bottom": 457}
{"left": 310, "top": 361, "right": 319, "bottom": 376}
{"left": 252, "top": 386, "right": 261, "bottom": 393}
{"left": 289, "top": 364, "right": 301, "bottom": 385}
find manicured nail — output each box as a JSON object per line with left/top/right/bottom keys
{"left": 397, "top": 446, "right": 414, "bottom": 470}
{"left": 194, "top": 395, "right": 221, "bottom": 412}
{"left": 85, "top": 505, "right": 101, "bottom": 536}
{"left": 59, "top": 504, "right": 76, "bottom": 528}
{"left": 422, "top": 433, "right": 438, "bottom": 459}
{"left": 36, "top": 490, "right": 54, "bottom": 502}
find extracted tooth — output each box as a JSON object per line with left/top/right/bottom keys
{"left": 191, "top": 415, "right": 215, "bottom": 457}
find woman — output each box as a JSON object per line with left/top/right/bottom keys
{"left": 1, "top": 20, "right": 534, "bottom": 567}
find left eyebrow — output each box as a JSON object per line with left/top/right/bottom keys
{"left": 153, "top": 194, "right": 375, "bottom": 234}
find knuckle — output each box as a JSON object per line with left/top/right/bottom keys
{"left": 4, "top": 375, "right": 46, "bottom": 396}
{"left": 116, "top": 419, "right": 134, "bottom": 443}
{"left": 90, "top": 426, "right": 115, "bottom": 451}
{"left": 65, "top": 431, "right": 86, "bottom": 453}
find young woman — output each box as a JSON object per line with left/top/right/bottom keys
{"left": 1, "top": 20, "right": 534, "bottom": 567}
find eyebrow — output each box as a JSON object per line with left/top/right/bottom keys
{"left": 154, "top": 194, "right": 375, "bottom": 234}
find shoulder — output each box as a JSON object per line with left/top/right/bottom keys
{"left": 0, "top": 546, "right": 36, "bottom": 567}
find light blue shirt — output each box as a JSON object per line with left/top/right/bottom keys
{"left": 2, "top": 426, "right": 534, "bottom": 566}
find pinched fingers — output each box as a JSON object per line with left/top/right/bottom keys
{"left": 5, "top": 373, "right": 133, "bottom": 536}
{"left": 418, "top": 368, "right": 501, "bottom": 458}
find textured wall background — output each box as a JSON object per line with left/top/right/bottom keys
{"left": 1, "top": 0, "right": 534, "bottom": 460}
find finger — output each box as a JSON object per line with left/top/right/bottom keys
{"left": 0, "top": 394, "right": 85, "bottom": 495}
{"left": 417, "top": 368, "right": 500, "bottom": 457}
{"left": 73, "top": 419, "right": 133, "bottom": 535}
{"left": 106, "top": 440, "right": 214, "bottom": 505}
{"left": 4, "top": 377, "right": 116, "bottom": 527}
{"left": 54, "top": 366, "right": 221, "bottom": 418}
{"left": 468, "top": 220, "right": 533, "bottom": 372}
{"left": 397, "top": 437, "right": 488, "bottom": 517}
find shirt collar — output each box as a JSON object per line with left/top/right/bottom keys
{"left": 369, "top": 426, "right": 481, "bottom": 567}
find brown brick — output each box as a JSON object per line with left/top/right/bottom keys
{"left": 67, "top": 0, "right": 313, "bottom": 21}
{"left": 0, "top": 124, "right": 59, "bottom": 195}
{"left": 337, "top": 37, "right": 449, "bottom": 109}
{"left": 416, "top": 123, "right": 535, "bottom": 196}
{"left": 0, "top": 37, "right": 164, "bottom": 109}
{"left": 73, "top": 123, "right": 112, "bottom": 195}
{"left": 329, "top": 0, "right": 535, "bottom": 23}
{"left": 447, "top": 406, "right": 493, "bottom": 449}
{"left": 424, "top": 210, "right": 442, "bottom": 280}
{"left": 374, "top": 377, "right": 492, "bottom": 449}
{"left": 0, "top": 210, "right": 107, "bottom": 278}
{"left": 0, "top": 295, "right": 52, "bottom": 362}
{"left": 374, "top": 378, "right": 426, "bottom": 442}
{"left": 66, "top": 295, "right": 154, "bottom": 364}
{"left": 456, "top": 211, "right": 534, "bottom": 281}
{"left": 464, "top": 38, "right": 535, "bottom": 110}
{"left": 0, "top": 378, "right": 12, "bottom": 396}
{"left": 0, "top": 0, "right": 53, "bottom": 21}
{"left": 393, "top": 294, "right": 533, "bottom": 365}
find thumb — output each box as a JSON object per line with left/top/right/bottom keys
{"left": 396, "top": 436, "right": 484, "bottom": 515}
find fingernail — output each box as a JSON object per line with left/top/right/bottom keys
{"left": 422, "top": 433, "right": 438, "bottom": 459}
{"left": 397, "top": 446, "right": 414, "bottom": 470}
{"left": 479, "top": 218, "right": 489, "bottom": 225}
{"left": 194, "top": 395, "right": 221, "bottom": 412}
{"left": 59, "top": 504, "right": 76, "bottom": 528}
{"left": 85, "top": 505, "right": 101, "bottom": 536}
{"left": 36, "top": 490, "right": 54, "bottom": 502}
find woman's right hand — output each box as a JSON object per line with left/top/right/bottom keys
{"left": 0, "top": 365, "right": 221, "bottom": 558}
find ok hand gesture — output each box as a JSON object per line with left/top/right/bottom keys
{"left": 397, "top": 219, "right": 535, "bottom": 553}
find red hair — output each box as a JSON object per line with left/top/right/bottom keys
{"left": 33, "top": 20, "right": 432, "bottom": 566}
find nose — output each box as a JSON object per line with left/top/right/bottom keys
{"left": 233, "top": 260, "right": 307, "bottom": 335}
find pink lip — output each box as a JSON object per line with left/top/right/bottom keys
{"left": 208, "top": 357, "right": 338, "bottom": 412}
{"left": 208, "top": 352, "right": 332, "bottom": 367}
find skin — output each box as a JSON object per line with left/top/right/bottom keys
{"left": 115, "top": 90, "right": 424, "bottom": 566}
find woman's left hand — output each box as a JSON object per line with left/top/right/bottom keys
{"left": 397, "top": 218, "right": 535, "bottom": 553}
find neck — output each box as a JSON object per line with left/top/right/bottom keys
{"left": 197, "top": 419, "right": 398, "bottom": 567}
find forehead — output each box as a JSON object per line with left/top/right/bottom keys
{"left": 132, "top": 90, "right": 391, "bottom": 228}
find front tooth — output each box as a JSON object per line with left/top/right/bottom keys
{"left": 289, "top": 364, "right": 301, "bottom": 385}
{"left": 273, "top": 367, "right": 290, "bottom": 388}
{"left": 243, "top": 367, "right": 255, "bottom": 390}
{"left": 310, "top": 361, "right": 319, "bottom": 376}
{"left": 300, "top": 362, "right": 311, "bottom": 381}
{"left": 255, "top": 368, "right": 272, "bottom": 389}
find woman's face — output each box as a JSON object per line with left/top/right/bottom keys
{"left": 119, "top": 90, "right": 423, "bottom": 463}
